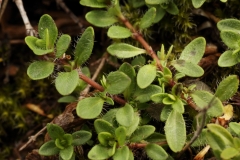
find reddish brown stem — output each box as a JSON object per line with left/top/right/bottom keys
{"left": 119, "top": 15, "right": 163, "bottom": 71}
{"left": 79, "top": 73, "right": 126, "bottom": 105}
{"left": 128, "top": 141, "right": 167, "bottom": 149}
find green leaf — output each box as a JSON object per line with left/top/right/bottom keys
{"left": 190, "top": 90, "right": 224, "bottom": 117}
{"left": 98, "top": 132, "right": 115, "bottom": 147}
{"left": 126, "top": 113, "right": 140, "bottom": 136}
{"left": 229, "top": 122, "right": 240, "bottom": 135}
{"left": 88, "top": 144, "right": 113, "bottom": 159}
{"left": 25, "top": 36, "right": 53, "bottom": 55}
{"left": 113, "top": 146, "right": 129, "bottom": 160}
{"left": 131, "top": 56, "right": 146, "bottom": 66}
{"left": 55, "top": 70, "right": 79, "bottom": 95}
{"left": 165, "top": 110, "right": 186, "bottom": 152}
{"left": 145, "top": 143, "right": 168, "bottom": 160}
{"left": 107, "top": 43, "right": 146, "bottom": 58}
{"left": 166, "top": 2, "right": 179, "bottom": 15}
{"left": 221, "top": 147, "right": 239, "bottom": 159}
{"left": 75, "top": 67, "right": 91, "bottom": 92}
{"left": 56, "top": 34, "right": 71, "bottom": 58}
{"left": 215, "top": 75, "right": 239, "bottom": 102}
{"left": 39, "top": 140, "right": 59, "bottom": 156}
{"left": 59, "top": 145, "right": 74, "bottom": 160}
{"left": 171, "top": 60, "right": 204, "bottom": 77}
{"left": 130, "top": 125, "right": 155, "bottom": 142}
{"left": 106, "top": 71, "right": 131, "bottom": 94}
{"left": 77, "top": 97, "right": 104, "bottom": 119}
{"left": 115, "top": 126, "right": 127, "bottom": 146}
{"left": 145, "top": 0, "right": 161, "bottom": 5}
{"left": 58, "top": 95, "right": 77, "bottom": 103}
{"left": 72, "top": 130, "right": 92, "bottom": 146}
{"left": 134, "top": 85, "right": 162, "bottom": 103}
{"left": 179, "top": 37, "right": 206, "bottom": 64}
{"left": 130, "top": 0, "right": 145, "bottom": 8}
{"left": 151, "top": 93, "right": 168, "bottom": 103}
{"left": 119, "top": 62, "right": 137, "bottom": 100}
{"left": 107, "top": 26, "right": 132, "bottom": 39}
{"left": 102, "top": 109, "right": 118, "bottom": 124}
{"left": 94, "top": 119, "right": 115, "bottom": 135}
{"left": 145, "top": 132, "right": 166, "bottom": 143}
{"left": 116, "top": 103, "right": 134, "bottom": 127}
{"left": 137, "top": 64, "right": 156, "bottom": 89}
{"left": 86, "top": 10, "right": 118, "bottom": 27}
{"left": 220, "top": 31, "right": 240, "bottom": 49}
{"left": 139, "top": 7, "right": 156, "bottom": 29}
{"left": 192, "top": 0, "right": 206, "bottom": 8}
{"left": 74, "top": 27, "right": 94, "bottom": 66}
{"left": 217, "top": 19, "right": 240, "bottom": 33}
{"left": 218, "top": 50, "right": 239, "bottom": 67}
{"left": 80, "top": 0, "right": 107, "bottom": 8}
{"left": 27, "top": 61, "right": 54, "bottom": 80}
{"left": 38, "top": 14, "right": 58, "bottom": 48}
{"left": 172, "top": 98, "right": 184, "bottom": 113}
{"left": 160, "top": 106, "right": 172, "bottom": 121}
{"left": 153, "top": 5, "right": 166, "bottom": 23}
{"left": 47, "top": 123, "right": 65, "bottom": 140}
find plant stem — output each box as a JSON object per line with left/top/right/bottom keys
{"left": 118, "top": 14, "right": 163, "bottom": 71}
{"left": 129, "top": 141, "right": 167, "bottom": 149}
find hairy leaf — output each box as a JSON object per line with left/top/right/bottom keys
{"left": 145, "top": 143, "right": 168, "bottom": 160}
{"left": 116, "top": 103, "right": 134, "bottom": 127}
{"left": 134, "top": 85, "right": 162, "bottom": 103}
{"left": 220, "top": 31, "right": 240, "bottom": 49}
{"left": 27, "top": 61, "right": 54, "bottom": 80}
{"left": 56, "top": 34, "right": 71, "bottom": 58}
{"left": 74, "top": 27, "right": 94, "bottom": 66}
{"left": 107, "top": 43, "right": 146, "bottom": 58}
{"left": 130, "top": 125, "right": 155, "bottom": 142}
{"left": 192, "top": 0, "right": 206, "bottom": 8}
{"left": 55, "top": 70, "right": 79, "bottom": 95}
{"left": 139, "top": 7, "right": 156, "bottom": 29}
{"left": 221, "top": 147, "right": 239, "bottom": 159}
{"left": 218, "top": 50, "right": 239, "bottom": 67}
{"left": 47, "top": 123, "right": 65, "bottom": 140}
{"left": 171, "top": 60, "right": 204, "bottom": 77}
{"left": 106, "top": 71, "right": 131, "bottom": 94}
{"left": 215, "top": 75, "right": 239, "bottom": 102}
{"left": 72, "top": 130, "right": 92, "bottom": 146}
{"left": 137, "top": 64, "right": 156, "bottom": 89}
{"left": 80, "top": 0, "right": 107, "bottom": 8}
{"left": 76, "top": 97, "right": 104, "bottom": 119}
{"left": 94, "top": 119, "right": 115, "bottom": 135}
{"left": 88, "top": 144, "right": 112, "bottom": 160}
{"left": 217, "top": 19, "right": 240, "bottom": 33}
{"left": 59, "top": 146, "right": 74, "bottom": 160}
{"left": 166, "top": 1, "right": 179, "bottom": 15}
{"left": 113, "top": 146, "right": 129, "bottom": 160}
{"left": 86, "top": 10, "right": 118, "bottom": 27}
{"left": 115, "top": 126, "right": 127, "bottom": 146}
{"left": 39, "top": 140, "right": 59, "bottom": 156}
{"left": 107, "top": 26, "right": 132, "bottom": 39}
{"left": 165, "top": 110, "right": 186, "bottom": 152}
{"left": 180, "top": 37, "right": 206, "bottom": 64}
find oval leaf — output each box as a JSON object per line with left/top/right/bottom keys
{"left": 106, "top": 71, "right": 131, "bottom": 95}
{"left": 192, "top": 0, "right": 205, "bottom": 8}
{"left": 190, "top": 90, "right": 224, "bottom": 117}
{"left": 217, "top": 19, "right": 240, "bottom": 33}
{"left": 115, "top": 126, "right": 127, "bottom": 146}
{"left": 179, "top": 37, "right": 206, "bottom": 64}
{"left": 80, "top": 0, "right": 107, "bottom": 8}
{"left": 39, "top": 140, "right": 59, "bottom": 156}
{"left": 77, "top": 97, "right": 104, "bottom": 119}
{"left": 134, "top": 85, "right": 162, "bottom": 103}
{"left": 47, "top": 123, "right": 65, "bottom": 140}
{"left": 145, "top": 143, "right": 168, "bottom": 160}
{"left": 130, "top": 125, "right": 155, "bottom": 142}
{"left": 218, "top": 50, "right": 239, "bottom": 67}
{"left": 55, "top": 70, "right": 79, "bottom": 95}
{"left": 27, "top": 61, "right": 54, "bottom": 80}
{"left": 215, "top": 75, "right": 239, "bottom": 102}
{"left": 137, "top": 64, "right": 156, "bottom": 89}
{"left": 116, "top": 103, "right": 134, "bottom": 126}
{"left": 139, "top": 7, "right": 156, "bottom": 29}
{"left": 74, "top": 27, "right": 94, "bottom": 66}
{"left": 72, "top": 130, "right": 92, "bottom": 146}
{"left": 113, "top": 146, "right": 129, "bottom": 160}
{"left": 166, "top": 2, "right": 179, "bottom": 15}
{"left": 38, "top": 14, "right": 58, "bottom": 48}
{"left": 107, "top": 26, "right": 132, "bottom": 39}
{"left": 56, "top": 34, "right": 71, "bottom": 58}
{"left": 164, "top": 110, "right": 186, "bottom": 152}
{"left": 171, "top": 60, "right": 204, "bottom": 77}
{"left": 221, "top": 147, "right": 239, "bottom": 159}
{"left": 94, "top": 119, "right": 115, "bottom": 135}
{"left": 220, "top": 31, "right": 240, "bottom": 49}
{"left": 59, "top": 145, "right": 73, "bottom": 160}
{"left": 88, "top": 144, "right": 112, "bottom": 160}
{"left": 107, "top": 43, "right": 146, "bottom": 58}
{"left": 86, "top": 10, "right": 118, "bottom": 27}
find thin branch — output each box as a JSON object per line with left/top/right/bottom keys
{"left": 177, "top": 97, "right": 217, "bottom": 158}
{"left": 128, "top": 141, "right": 167, "bottom": 149}
{"left": 0, "top": 0, "right": 8, "bottom": 21}
{"left": 14, "top": 0, "right": 36, "bottom": 36}
{"left": 118, "top": 14, "right": 163, "bottom": 71}
{"left": 55, "top": 0, "right": 83, "bottom": 30}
